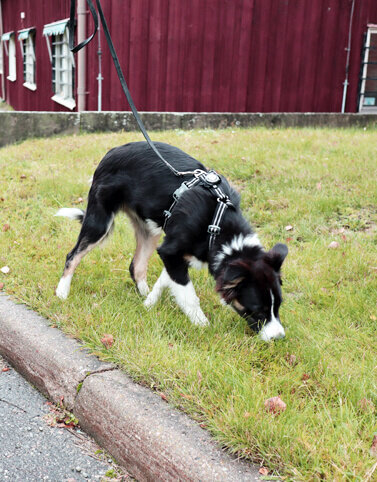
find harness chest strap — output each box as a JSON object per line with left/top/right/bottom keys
{"left": 163, "top": 170, "right": 234, "bottom": 248}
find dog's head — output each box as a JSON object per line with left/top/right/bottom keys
{"left": 216, "top": 242, "right": 288, "bottom": 341}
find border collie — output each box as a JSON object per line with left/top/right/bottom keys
{"left": 55, "top": 142, "right": 288, "bottom": 342}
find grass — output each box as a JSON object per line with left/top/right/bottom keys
{"left": 0, "top": 101, "right": 14, "bottom": 111}
{"left": 1, "top": 127, "right": 377, "bottom": 480}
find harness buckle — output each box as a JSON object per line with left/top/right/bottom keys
{"left": 217, "top": 195, "right": 233, "bottom": 206}
{"left": 163, "top": 210, "right": 171, "bottom": 219}
{"left": 173, "top": 182, "right": 189, "bottom": 200}
{"left": 207, "top": 224, "right": 221, "bottom": 236}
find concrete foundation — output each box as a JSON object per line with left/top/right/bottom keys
{"left": 1, "top": 111, "right": 377, "bottom": 148}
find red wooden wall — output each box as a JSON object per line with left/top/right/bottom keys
{"left": 2, "top": 0, "right": 377, "bottom": 112}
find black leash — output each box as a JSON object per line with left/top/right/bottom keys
{"left": 68, "top": 0, "right": 191, "bottom": 178}
{"left": 69, "top": 0, "right": 235, "bottom": 249}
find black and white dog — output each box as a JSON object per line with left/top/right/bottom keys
{"left": 55, "top": 142, "right": 288, "bottom": 341}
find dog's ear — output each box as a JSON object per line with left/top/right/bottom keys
{"left": 264, "top": 243, "right": 288, "bottom": 272}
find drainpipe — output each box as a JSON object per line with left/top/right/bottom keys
{"left": 77, "top": 0, "right": 87, "bottom": 111}
{"left": 341, "top": 0, "right": 355, "bottom": 113}
{"left": 0, "top": 0, "right": 6, "bottom": 102}
{"left": 97, "top": 23, "right": 103, "bottom": 111}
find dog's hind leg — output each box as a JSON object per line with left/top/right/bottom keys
{"left": 127, "top": 213, "right": 161, "bottom": 296}
{"left": 56, "top": 206, "right": 114, "bottom": 300}
{"left": 129, "top": 232, "right": 160, "bottom": 296}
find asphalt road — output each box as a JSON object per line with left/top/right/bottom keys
{"left": 0, "top": 356, "right": 129, "bottom": 482}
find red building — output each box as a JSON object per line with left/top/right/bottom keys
{"left": 1, "top": 0, "right": 377, "bottom": 113}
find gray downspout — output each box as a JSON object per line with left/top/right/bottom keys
{"left": 341, "top": 0, "right": 355, "bottom": 113}
{"left": 77, "top": 0, "right": 87, "bottom": 111}
{"left": 0, "top": 0, "right": 6, "bottom": 102}
{"left": 97, "top": 23, "right": 102, "bottom": 111}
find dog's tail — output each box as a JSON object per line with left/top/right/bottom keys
{"left": 54, "top": 208, "right": 85, "bottom": 224}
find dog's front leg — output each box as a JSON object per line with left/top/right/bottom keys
{"left": 144, "top": 253, "right": 209, "bottom": 327}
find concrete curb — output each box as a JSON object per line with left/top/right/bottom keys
{"left": 0, "top": 295, "right": 260, "bottom": 481}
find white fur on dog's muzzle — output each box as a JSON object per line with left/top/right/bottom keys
{"left": 259, "top": 318, "right": 285, "bottom": 342}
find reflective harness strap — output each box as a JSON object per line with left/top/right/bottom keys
{"left": 162, "top": 172, "right": 202, "bottom": 231}
{"left": 163, "top": 170, "right": 234, "bottom": 249}
{"left": 208, "top": 198, "right": 232, "bottom": 250}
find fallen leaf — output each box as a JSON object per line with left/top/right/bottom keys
{"left": 259, "top": 467, "right": 269, "bottom": 476}
{"left": 328, "top": 241, "right": 339, "bottom": 249}
{"left": 285, "top": 225, "right": 293, "bottom": 231}
{"left": 370, "top": 435, "right": 377, "bottom": 457}
{"left": 20, "top": 174, "right": 27, "bottom": 179}
{"left": 0, "top": 282, "right": 4, "bottom": 290}
{"left": 1, "top": 266, "right": 10, "bottom": 274}
{"left": 2, "top": 367, "right": 10, "bottom": 372}
{"left": 2, "top": 224, "right": 10, "bottom": 232}
{"left": 264, "top": 396, "right": 287, "bottom": 415}
{"left": 101, "top": 334, "right": 114, "bottom": 349}
{"left": 370, "top": 315, "right": 377, "bottom": 321}
{"left": 159, "top": 392, "right": 168, "bottom": 402}
{"left": 180, "top": 393, "right": 192, "bottom": 400}
{"left": 286, "top": 237, "right": 293, "bottom": 243}
{"left": 244, "top": 411, "right": 252, "bottom": 418}
{"left": 302, "top": 373, "right": 310, "bottom": 381}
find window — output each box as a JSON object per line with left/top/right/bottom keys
{"left": 43, "top": 19, "right": 75, "bottom": 110}
{"left": 1, "top": 32, "right": 16, "bottom": 81}
{"left": 18, "top": 28, "right": 36, "bottom": 90}
{"left": 359, "top": 25, "right": 377, "bottom": 112}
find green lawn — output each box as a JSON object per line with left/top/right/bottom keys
{"left": 1, "top": 128, "right": 376, "bottom": 480}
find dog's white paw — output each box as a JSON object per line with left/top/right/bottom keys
{"left": 56, "top": 276, "right": 72, "bottom": 300}
{"left": 137, "top": 280, "right": 150, "bottom": 297}
{"left": 144, "top": 293, "right": 157, "bottom": 308}
{"left": 188, "top": 308, "right": 209, "bottom": 327}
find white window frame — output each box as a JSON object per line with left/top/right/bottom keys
{"left": 359, "top": 25, "right": 377, "bottom": 112}
{"left": 6, "top": 33, "right": 16, "bottom": 82}
{"left": 51, "top": 29, "right": 75, "bottom": 110}
{"left": 19, "top": 29, "right": 36, "bottom": 91}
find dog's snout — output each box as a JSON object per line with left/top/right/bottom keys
{"left": 259, "top": 318, "right": 285, "bottom": 342}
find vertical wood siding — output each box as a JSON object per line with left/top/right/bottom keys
{"left": 2, "top": 0, "right": 377, "bottom": 112}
